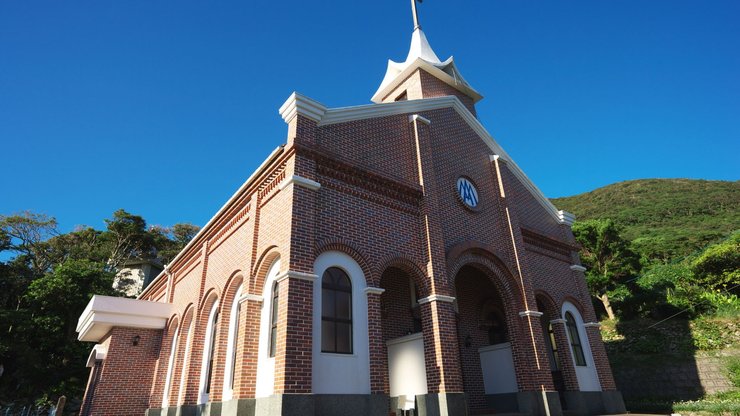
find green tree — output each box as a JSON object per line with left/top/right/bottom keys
{"left": 572, "top": 219, "right": 641, "bottom": 320}
{"left": 690, "top": 231, "right": 740, "bottom": 293}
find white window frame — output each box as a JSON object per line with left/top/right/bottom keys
{"left": 197, "top": 300, "right": 220, "bottom": 404}
{"left": 161, "top": 323, "right": 179, "bottom": 408}
{"left": 222, "top": 284, "right": 243, "bottom": 401}
{"left": 255, "top": 258, "right": 281, "bottom": 398}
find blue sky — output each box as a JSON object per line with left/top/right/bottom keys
{"left": 1, "top": 0, "right": 738, "bottom": 233}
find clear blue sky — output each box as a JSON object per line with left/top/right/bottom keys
{"left": 1, "top": 0, "right": 738, "bottom": 233}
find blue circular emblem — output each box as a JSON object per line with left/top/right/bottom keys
{"left": 456, "top": 177, "right": 479, "bottom": 209}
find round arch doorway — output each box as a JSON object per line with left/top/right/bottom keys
{"left": 454, "top": 264, "right": 517, "bottom": 413}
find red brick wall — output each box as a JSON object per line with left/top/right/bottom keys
{"left": 82, "top": 81, "right": 618, "bottom": 415}
{"left": 84, "top": 328, "right": 161, "bottom": 416}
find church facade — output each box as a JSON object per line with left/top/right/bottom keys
{"left": 76, "top": 25, "right": 626, "bottom": 416}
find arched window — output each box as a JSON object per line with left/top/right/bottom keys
{"left": 161, "top": 323, "right": 179, "bottom": 408}
{"left": 223, "top": 284, "right": 243, "bottom": 399}
{"left": 198, "top": 301, "right": 219, "bottom": 404}
{"left": 321, "top": 267, "right": 352, "bottom": 354}
{"left": 565, "top": 312, "right": 586, "bottom": 366}
{"left": 269, "top": 282, "right": 279, "bottom": 358}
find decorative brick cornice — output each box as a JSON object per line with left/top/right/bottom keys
{"left": 278, "top": 175, "right": 321, "bottom": 191}
{"left": 521, "top": 228, "right": 578, "bottom": 263}
{"left": 364, "top": 287, "right": 386, "bottom": 296}
{"left": 519, "top": 310, "right": 544, "bottom": 318}
{"left": 418, "top": 294, "right": 456, "bottom": 304}
{"left": 570, "top": 265, "right": 587, "bottom": 272}
{"left": 279, "top": 92, "right": 327, "bottom": 124}
{"left": 275, "top": 270, "right": 319, "bottom": 284}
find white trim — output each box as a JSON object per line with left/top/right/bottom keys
{"left": 313, "top": 251, "right": 371, "bottom": 394}
{"left": 570, "top": 265, "right": 587, "bottom": 272}
{"left": 417, "top": 294, "right": 456, "bottom": 304}
{"left": 76, "top": 295, "right": 174, "bottom": 342}
{"left": 371, "top": 57, "right": 483, "bottom": 104}
{"left": 275, "top": 270, "right": 319, "bottom": 284}
{"left": 583, "top": 322, "right": 602, "bottom": 328}
{"left": 239, "top": 293, "right": 264, "bottom": 304}
{"left": 550, "top": 318, "right": 567, "bottom": 325}
{"left": 489, "top": 154, "right": 507, "bottom": 163}
{"left": 256, "top": 259, "right": 282, "bottom": 398}
{"left": 559, "top": 210, "right": 577, "bottom": 226}
{"left": 197, "top": 300, "right": 220, "bottom": 404}
{"left": 386, "top": 332, "right": 424, "bottom": 347}
{"left": 85, "top": 344, "right": 108, "bottom": 368}
{"left": 364, "top": 287, "right": 386, "bottom": 295}
{"left": 279, "top": 92, "right": 327, "bottom": 124}
{"left": 161, "top": 324, "right": 180, "bottom": 408}
{"left": 285, "top": 94, "right": 564, "bottom": 223}
{"left": 409, "top": 114, "right": 431, "bottom": 125}
{"left": 222, "top": 284, "right": 243, "bottom": 401}
{"left": 278, "top": 175, "right": 321, "bottom": 191}
{"left": 519, "top": 310, "right": 544, "bottom": 318}
{"left": 562, "top": 302, "right": 602, "bottom": 392}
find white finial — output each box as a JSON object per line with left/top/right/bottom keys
{"left": 411, "top": 0, "right": 421, "bottom": 30}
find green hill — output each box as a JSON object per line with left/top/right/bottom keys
{"left": 551, "top": 179, "right": 740, "bottom": 261}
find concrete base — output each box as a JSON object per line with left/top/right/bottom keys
{"left": 486, "top": 391, "right": 563, "bottom": 416}
{"left": 145, "top": 391, "right": 623, "bottom": 416}
{"left": 148, "top": 394, "right": 389, "bottom": 416}
{"left": 414, "top": 393, "right": 468, "bottom": 416}
{"left": 562, "top": 391, "right": 626, "bottom": 416}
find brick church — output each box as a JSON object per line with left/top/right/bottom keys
{"left": 76, "top": 10, "right": 626, "bottom": 416}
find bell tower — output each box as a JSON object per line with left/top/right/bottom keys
{"left": 371, "top": 1, "right": 483, "bottom": 115}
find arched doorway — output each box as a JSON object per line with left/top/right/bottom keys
{"left": 454, "top": 264, "right": 517, "bottom": 413}
{"left": 380, "top": 266, "right": 426, "bottom": 412}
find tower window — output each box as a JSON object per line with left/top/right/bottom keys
{"left": 321, "top": 267, "right": 353, "bottom": 354}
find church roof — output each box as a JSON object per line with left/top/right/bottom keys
{"left": 371, "top": 28, "right": 483, "bottom": 104}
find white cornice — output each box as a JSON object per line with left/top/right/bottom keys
{"left": 418, "top": 294, "right": 456, "bottom": 304}
{"left": 372, "top": 58, "right": 483, "bottom": 104}
{"left": 570, "top": 265, "right": 587, "bottom": 273}
{"left": 279, "top": 92, "right": 327, "bottom": 124}
{"left": 519, "top": 310, "right": 544, "bottom": 318}
{"left": 583, "top": 322, "right": 602, "bottom": 328}
{"left": 239, "top": 294, "right": 264, "bottom": 304}
{"left": 364, "top": 287, "right": 386, "bottom": 295}
{"left": 300, "top": 94, "right": 563, "bottom": 223}
{"left": 550, "top": 318, "right": 567, "bottom": 325}
{"left": 77, "top": 295, "right": 174, "bottom": 342}
{"left": 278, "top": 175, "right": 321, "bottom": 191}
{"left": 409, "top": 114, "right": 431, "bottom": 125}
{"left": 275, "top": 270, "right": 319, "bottom": 284}
{"left": 559, "top": 210, "right": 577, "bottom": 226}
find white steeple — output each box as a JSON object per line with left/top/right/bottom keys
{"left": 371, "top": 27, "right": 482, "bottom": 104}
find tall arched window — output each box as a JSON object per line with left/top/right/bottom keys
{"left": 565, "top": 312, "right": 586, "bottom": 366}
{"left": 223, "top": 284, "right": 243, "bottom": 400}
{"left": 198, "top": 301, "right": 219, "bottom": 404}
{"left": 161, "top": 323, "right": 179, "bottom": 408}
{"left": 321, "top": 267, "right": 353, "bottom": 354}
{"left": 269, "top": 282, "right": 279, "bottom": 358}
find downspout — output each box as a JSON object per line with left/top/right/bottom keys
{"left": 491, "top": 154, "right": 551, "bottom": 416}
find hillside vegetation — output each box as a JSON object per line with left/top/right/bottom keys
{"left": 552, "top": 179, "right": 740, "bottom": 261}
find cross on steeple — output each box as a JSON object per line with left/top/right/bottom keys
{"left": 411, "top": 0, "right": 422, "bottom": 30}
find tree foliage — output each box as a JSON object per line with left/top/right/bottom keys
{"left": 572, "top": 218, "right": 641, "bottom": 319}
{"left": 690, "top": 231, "right": 740, "bottom": 293}
{"left": 0, "top": 209, "right": 199, "bottom": 407}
